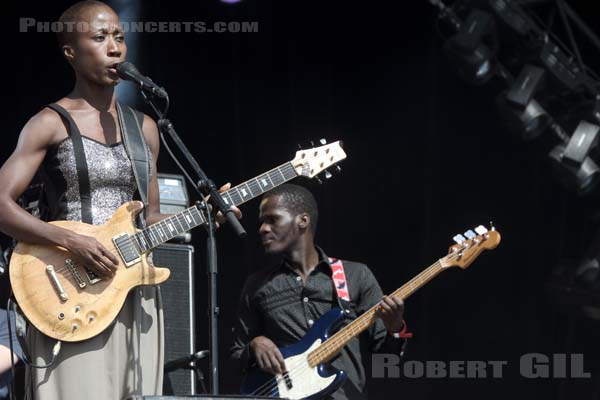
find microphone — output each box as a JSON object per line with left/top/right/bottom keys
{"left": 116, "top": 62, "right": 168, "bottom": 99}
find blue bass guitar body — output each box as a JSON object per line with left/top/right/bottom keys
{"left": 241, "top": 308, "right": 348, "bottom": 399}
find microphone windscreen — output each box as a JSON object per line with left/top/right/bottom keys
{"left": 116, "top": 62, "right": 139, "bottom": 80}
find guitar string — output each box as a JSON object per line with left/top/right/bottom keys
{"left": 309, "top": 261, "right": 442, "bottom": 363}
{"left": 29, "top": 158, "right": 341, "bottom": 342}
{"left": 43, "top": 156, "right": 332, "bottom": 278}
{"left": 250, "top": 246, "right": 477, "bottom": 397}
{"left": 48, "top": 163, "right": 300, "bottom": 285}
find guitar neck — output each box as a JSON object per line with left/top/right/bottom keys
{"left": 133, "top": 161, "right": 299, "bottom": 252}
{"left": 307, "top": 260, "right": 445, "bottom": 366}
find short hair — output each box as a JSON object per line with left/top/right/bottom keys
{"left": 57, "top": 1, "right": 114, "bottom": 47}
{"left": 264, "top": 184, "right": 319, "bottom": 234}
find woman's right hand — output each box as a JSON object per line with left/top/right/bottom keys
{"left": 63, "top": 232, "right": 119, "bottom": 277}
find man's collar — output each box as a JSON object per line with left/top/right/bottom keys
{"left": 279, "top": 245, "right": 333, "bottom": 275}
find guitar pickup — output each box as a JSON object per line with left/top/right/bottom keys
{"left": 112, "top": 233, "right": 141, "bottom": 267}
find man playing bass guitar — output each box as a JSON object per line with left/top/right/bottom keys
{"left": 231, "top": 184, "right": 409, "bottom": 400}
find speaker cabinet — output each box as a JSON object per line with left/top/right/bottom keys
{"left": 152, "top": 243, "right": 196, "bottom": 395}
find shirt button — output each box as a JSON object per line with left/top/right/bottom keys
{"left": 303, "top": 297, "right": 309, "bottom": 303}
{"left": 296, "top": 276, "right": 302, "bottom": 282}
{"left": 308, "top": 319, "right": 314, "bottom": 326}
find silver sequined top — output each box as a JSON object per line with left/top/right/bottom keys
{"left": 43, "top": 136, "right": 152, "bottom": 225}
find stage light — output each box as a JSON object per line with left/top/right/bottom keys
{"left": 506, "top": 64, "right": 546, "bottom": 107}
{"left": 548, "top": 121, "right": 600, "bottom": 195}
{"left": 443, "top": 9, "right": 497, "bottom": 85}
{"left": 490, "top": 0, "right": 536, "bottom": 36}
{"left": 496, "top": 95, "right": 552, "bottom": 141}
{"left": 496, "top": 64, "right": 551, "bottom": 141}
{"left": 575, "top": 257, "right": 600, "bottom": 288}
{"left": 547, "top": 228, "right": 600, "bottom": 319}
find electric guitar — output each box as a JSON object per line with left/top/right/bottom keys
{"left": 9, "top": 141, "right": 347, "bottom": 342}
{"left": 241, "top": 226, "right": 501, "bottom": 399}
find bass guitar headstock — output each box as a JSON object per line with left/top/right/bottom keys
{"left": 440, "top": 224, "right": 501, "bottom": 270}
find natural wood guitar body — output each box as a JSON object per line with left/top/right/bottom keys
{"left": 9, "top": 201, "right": 170, "bottom": 342}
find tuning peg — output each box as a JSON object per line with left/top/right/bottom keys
{"left": 474, "top": 225, "right": 488, "bottom": 235}
{"left": 324, "top": 170, "right": 333, "bottom": 179}
{"left": 464, "top": 230, "right": 476, "bottom": 239}
{"left": 310, "top": 140, "right": 315, "bottom": 147}
{"left": 314, "top": 176, "right": 323, "bottom": 184}
{"left": 490, "top": 221, "right": 496, "bottom": 231}
{"left": 334, "top": 165, "right": 342, "bottom": 173}
{"left": 297, "top": 144, "right": 303, "bottom": 150}
{"left": 453, "top": 234, "right": 466, "bottom": 244}
{"left": 320, "top": 138, "right": 327, "bottom": 145}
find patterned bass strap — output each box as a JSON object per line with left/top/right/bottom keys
{"left": 329, "top": 257, "right": 412, "bottom": 339}
{"left": 329, "top": 258, "right": 351, "bottom": 302}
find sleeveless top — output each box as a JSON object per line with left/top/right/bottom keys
{"left": 28, "top": 106, "right": 164, "bottom": 399}
{"left": 41, "top": 107, "right": 152, "bottom": 225}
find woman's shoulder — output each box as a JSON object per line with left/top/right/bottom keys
{"left": 19, "top": 105, "right": 67, "bottom": 148}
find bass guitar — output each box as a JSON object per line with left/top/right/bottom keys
{"left": 241, "top": 225, "right": 501, "bottom": 399}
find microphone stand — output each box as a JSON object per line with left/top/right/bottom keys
{"left": 141, "top": 91, "right": 246, "bottom": 395}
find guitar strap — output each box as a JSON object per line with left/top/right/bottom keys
{"left": 116, "top": 102, "right": 150, "bottom": 212}
{"left": 45, "top": 103, "right": 149, "bottom": 224}
{"left": 329, "top": 258, "right": 350, "bottom": 302}
{"left": 329, "top": 257, "right": 412, "bottom": 340}
{"left": 45, "top": 103, "right": 94, "bottom": 224}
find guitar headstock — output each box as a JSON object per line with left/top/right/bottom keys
{"left": 291, "top": 140, "right": 347, "bottom": 179}
{"left": 440, "top": 225, "right": 501, "bottom": 270}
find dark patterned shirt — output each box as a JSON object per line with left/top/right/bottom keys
{"left": 231, "top": 247, "right": 404, "bottom": 400}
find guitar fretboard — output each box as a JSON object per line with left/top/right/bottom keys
{"left": 307, "top": 260, "right": 445, "bottom": 367}
{"left": 132, "top": 162, "right": 299, "bottom": 253}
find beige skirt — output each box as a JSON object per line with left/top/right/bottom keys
{"left": 24, "top": 287, "right": 164, "bottom": 400}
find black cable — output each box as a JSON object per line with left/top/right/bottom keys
{"left": 159, "top": 129, "right": 205, "bottom": 199}
{"left": 140, "top": 91, "right": 205, "bottom": 199}
{"left": 4, "top": 302, "right": 16, "bottom": 400}
{"left": 7, "top": 297, "right": 61, "bottom": 371}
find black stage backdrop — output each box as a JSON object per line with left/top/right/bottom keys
{"left": 3, "top": 1, "right": 600, "bottom": 399}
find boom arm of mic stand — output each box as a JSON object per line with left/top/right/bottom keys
{"left": 157, "top": 118, "right": 246, "bottom": 237}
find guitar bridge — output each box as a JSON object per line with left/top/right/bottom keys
{"left": 65, "top": 258, "right": 100, "bottom": 285}
{"left": 112, "top": 233, "right": 141, "bottom": 267}
{"left": 283, "top": 371, "right": 293, "bottom": 390}
{"left": 65, "top": 259, "right": 87, "bottom": 288}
